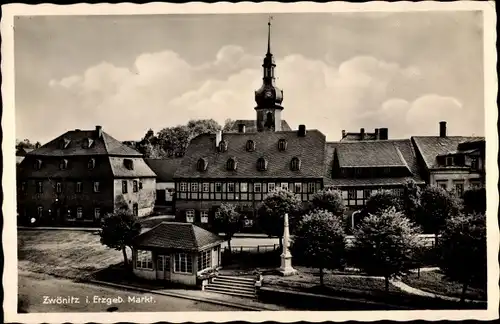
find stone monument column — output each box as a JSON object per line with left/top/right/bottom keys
{"left": 279, "top": 213, "right": 297, "bottom": 276}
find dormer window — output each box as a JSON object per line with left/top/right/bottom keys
{"left": 219, "top": 140, "right": 228, "bottom": 153}
{"left": 290, "top": 157, "right": 301, "bottom": 171}
{"left": 246, "top": 140, "right": 256, "bottom": 152}
{"left": 197, "top": 158, "right": 208, "bottom": 172}
{"left": 256, "top": 157, "right": 268, "bottom": 171}
{"left": 446, "top": 156, "right": 453, "bottom": 166}
{"left": 278, "top": 139, "right": 287, "bottom": 151}
{"left": 124, "top": 159, "right": 134, "bottom": 170}
{"left": 470, "top": 156, "right": 478, "bottom": 170}
{"left": 88, "top": 158, "right": 96, "bottom": 170}
{"left": 59, "top": 159, "right": 68, "bottom": 170}
{"left": 60, "top": 138, "right": 71, "bottom": 149}
{"left": 34, "top": 159, "right": 42, "bottom": 170}
{"left": 226, "top": 157, "right": 237, "bottom": 171}
{"left": 82, "top": 138, "right": 94, "bottom": 149}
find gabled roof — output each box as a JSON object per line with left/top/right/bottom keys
{"left": 174, "top": 130, "right": 326, "bottom": 179}
{"left": 26, "top": 129, "right": 142, "bottom": 157}
{"left": 144, "top": 158, "right": 183, "bottom": 182}
{"left": 412, "top": 136, "right": 485, "bottom": 170}
{"left": 341, "top": 133, "right": 378, "bottom": 142}
{"left": 226, "top": 119, "right": 292, "bottom": 132}
{"left": 324, "top": 139, "right": 424, "bottom": 187}
{"left": 132, "top": 222, "right": 223, "bottom": 251}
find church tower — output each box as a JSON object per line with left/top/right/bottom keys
{"left": 254, "top": 17, "right": 284, "bottom": 132}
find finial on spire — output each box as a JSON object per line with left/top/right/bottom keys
{"left": 267, "top": 15, "right": 273, "bottom": 54}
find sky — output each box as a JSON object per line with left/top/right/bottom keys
{"left": 14, "top": 11, "right": 485, "bottom": 144}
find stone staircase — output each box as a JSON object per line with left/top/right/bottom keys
{"left": 204, "top": 275, "right": 257, "bottom": 298}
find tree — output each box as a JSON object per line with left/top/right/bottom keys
{"left": 401, "top": 179, "right": 422, "bottom": 223}
{"left": 257, "top": 188, "right": 303, "bottom": 250}
{"left": 223, "top": 119, "right": 234, "bottom": 132}
{"left": 157, "top": 119, "right": 221, "bottom": 157}
{"left": 16, "top": 138, "right": 41, "bottom": 150}
{"left": 99, "top": 209, "right": 142, "bottom": 268}
{"left": 419, "top": 185, "right": 461, "bottom": 244}
{"left": 310, "top": 189, "right": 345, "bottom": 216}
{"left": 362, "top": 189, "right": 402, "bottom": 220}
{"left": 462, "top": 187, "right": 486, "bottom": 214}
{"left": 352, "top": 207, "right": 422, "bottom": 291}
{"left": 439, "top": 212, "right": 486, "bottom": 303}
{"left": 213, "top": 202, "right": 242, "bottom": 253}
{"left": 292, "top": 210, "right": 346, "bottom": 286}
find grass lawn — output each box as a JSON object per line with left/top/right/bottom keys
{"left": 263, "top": 266, "right": 402, "bottom": 295}
{"left": 18, "top": 230, "right": 123, "bottom": 280}
{"left": 402, "top": 271, "right": 487, "bottom": 301}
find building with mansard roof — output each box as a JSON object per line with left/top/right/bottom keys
{"left": 17, "top": 125, "right": 157, "bottom": 226}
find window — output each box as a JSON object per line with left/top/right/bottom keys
{"left": 180, "top": 182, "right": 187, "bottom": 192}
{"left": 454, "top": 182, "right": 465, "bottom": 197}
{"left": 355, "top": 168, "right": 363, "bottom": 176}
{"left": 197, "top": 249, "right": 212, "bottom": 271}
{"left": 228, "top": 183, "right": 235, "bottom": 192}
{"left": 226, "top": 158, "right": 236, "bottom": 171}
{"left": 294, "top": 183, "right": 302, "bottom": 193}
{"left": 348, "top": 189, "right": 356, "bottom": 200}
{"left": 470, "top": 157, "right": 478, "bottom": 170}
{"left": 186, "top": 210, "right": 195, "bottom": 223}
{"left": 307, "top": 182, "right": 315, "bottom": 193}
{"left": 37, "top": 206, "right": 43, "bottom": 218}
{"left": 290, "top": 157, "right": 301, "bottom": 171}
{"left": 215, "top": 183, "right": 222, "bottom": 193}
{"left": 470, "top": 180, "right": 481, "bottom": 189}
{"left": 203, "top": 183, "right": 210, "bottom": 192}
{"left": 254, "top": 183, "right": 262, "bottom": 193}
{"left": 246, "top": 140, "right": 255, "bottom": 152}
{"left": 363, "top": 189, "right": 371, "bottom": 199}
{"left": 200, "top": 211, "right": 209, "bottom": 223}
{"left": 281, "top": 182, "right": 289, "bottom": 191}
{"left": 383, "top": 167, "right": 390, "bottom": 175}
{"left": 436, "top": 181, "right": 448, "bottom": 190}
{"left": 36, "top": 181, "right": 43, "bottom": 194}
{"left": 139, "top": 182, "right": 143, "bottom": 190}
{"left": 278, "top": 139, "right": 287, "bottom": 151}
{"left": 445, "top": 156, "right": 453, "bottom": 166}
{"left": 83, "top": 138, "right": 94, "bottom": 149}
{"left": 88, "top": 158, "right": 95, "bottom": 170}
{"left": 59, "top": 159, "right": 68, "bottom": 170}
{"left": 76, "top": 207, "right": 83, "bottom": 219}
{"left": 240, "top": 183, "right": 248, "bottom": 192}
{"left": 122, "top": 180, "right": 128, "bottom": 194}
{"left": 124, "top": 159, "right": 134, "bottom": 170}
{"left": 133, "top": 180, "right": 138, "bottom": 192}
{"left": 256, "top": 158, "right": 267, "bottom": 171}
{"left": 174, "top": 253, "right": 193, "bottom": 274}
{"left": 197, "top": 158, "right": 207, "bottom": 172}
{"left": 394, "top": 188, "right": 404, "bottom": 197}
{"left": 94, "top": 208, "right": 101, "bottom": 220}
{"left": 136, "top": 250, "right": 153, "bottom": 270}
{"left": 76, "top": 182, "right": 82, "bottom": 193}
{"left": 34, "top": 159, "right": 42, "bottom": 170}
{"left": 21, "top": 181, "right": 27, "bottom": 193}
{"left": 268, "top": 183, "right": 276, "bottom": 192}
{"left": 219, "top": 140, "right": 228, "bottom": 152}
{"left": 191, "top": 182, "right": 199, "bottom": 192}
{"left": 56, "top": 182, "right": 62, "bottom": 193}
{"left": 93, "top": 181, "right": 100, "bottom": 193}
{"left": 133, "top": 203, "right": 138, "bottom": 216}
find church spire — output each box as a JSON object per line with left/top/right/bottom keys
{"left": 267, "top": 16, "right": 272, "bottom": 55}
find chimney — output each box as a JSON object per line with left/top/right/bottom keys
{"left": 238, "top": 123, "right": 246, "bottom": 133}
{"left": 439, "top": 121, "right": 447, "bottom": 137}
{"left": 215, "top": 130, "right": 222, "bottom": 147}
{"left": 95, "top": 125, "right": 103, "bottom": 138}
{"left": 360, "top": 128, "right": 365, "bottom": 140}
{"left": 374, "top": 128, "right": 380, "bottom": 140}
{"left": 379, "top": 128, "right": 388, "bottom": 140}
{"left": 342, "top": 130, "right": 346, "bottom": 138}
{"left": 298, "top": 124, "right": 307, "bottom": 137}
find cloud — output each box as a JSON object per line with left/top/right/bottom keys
{"left": 45, "top": 46, "right": 473, "bottom": 141}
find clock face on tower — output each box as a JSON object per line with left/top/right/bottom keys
{"left": 264, "top": 90, "right": 273, "bottom": 98}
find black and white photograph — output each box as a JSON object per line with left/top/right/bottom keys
{"left": 2, "top": 1, "right": 498, "bottom": 323}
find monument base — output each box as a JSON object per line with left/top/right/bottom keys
{"left": 279, "top": 267, "right": 297, "bottom": 277}
{"left": 279, "top": 255, "right": 297, "bottom": 276}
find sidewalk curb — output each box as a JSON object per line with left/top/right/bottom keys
{"left": 87, "top": 279, "right": 267, "bottom": 311}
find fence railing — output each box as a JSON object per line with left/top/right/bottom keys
{"left": 223, "top": 244, "right": 279, "bottom": 254}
